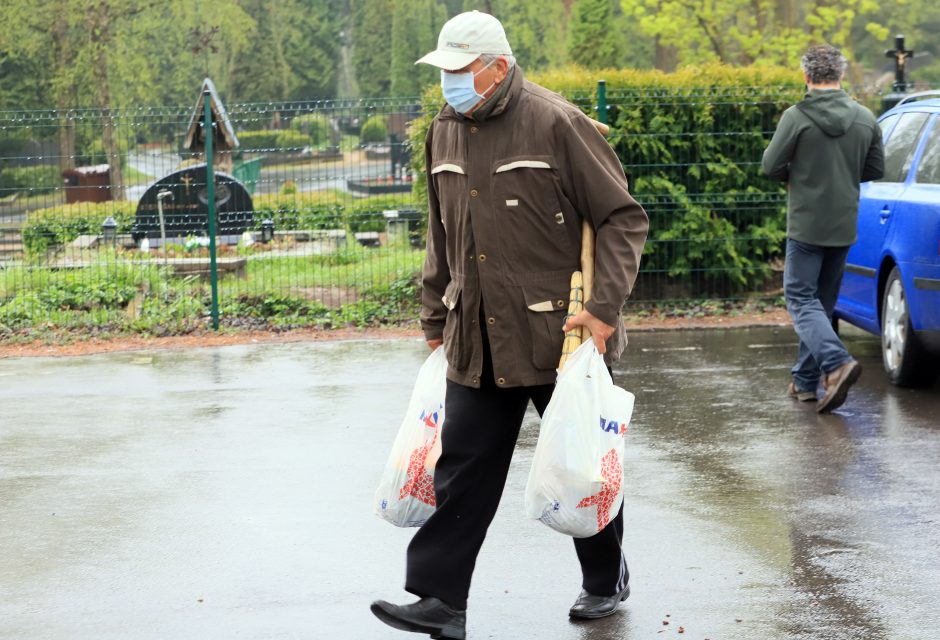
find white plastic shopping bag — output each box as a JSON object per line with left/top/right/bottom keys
{"left": 374, "top": 347, "right": 448, "bottom": 527}
{"left": 525, "top": 341, "right": 635, "bottom": 538}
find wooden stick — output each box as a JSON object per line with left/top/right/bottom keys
{"left": 589, "top": 118, "right": 610, "bottom": 136}
{"left": 558, "top": 270, "right": 584, "bottom": 372}
{"left": 580, "top": 219, "right": 595, "bottom": 345}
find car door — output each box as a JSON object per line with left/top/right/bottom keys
{"left": 839, "top": 111, "right": 931, "bottom": 326}
{"left": 886, "top": 113, "right": 940, "bottom": 331}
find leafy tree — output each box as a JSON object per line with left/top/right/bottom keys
{"left": 231, "top": 0, "right": 340, "bottom": 102}
{"left": 621, "top": 0, "right": 891, "bottom": 70}
{"left": 351, "top": 0, "right": 395, "bottom": 96}
{"left": 390, "top": 0, "right": 447, "bottom": 96}
{"left": 568, "top": 0, "right": 624, "bottom": 68}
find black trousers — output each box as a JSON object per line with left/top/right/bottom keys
{"left": 405, "top": 345, "right": 628, "bottom": 609}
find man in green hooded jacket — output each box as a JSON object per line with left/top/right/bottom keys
{"left": 762, "top": 44, "right": 884, "bottom": 413}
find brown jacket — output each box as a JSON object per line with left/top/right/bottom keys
{"left": 421, "top": 67, "right": 648, "bottom": 388}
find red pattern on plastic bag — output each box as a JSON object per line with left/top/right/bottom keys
{"left": 398, "top": 410, "right": 440, "bottom": 506}
{"left": 575, "top": 448, "right": 622, "bottom": 530}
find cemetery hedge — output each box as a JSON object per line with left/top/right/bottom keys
{"left": 20, "top": 191, "right": 418, "bottom": 256}
{"left": 0, "top": 165, "right": 61, "bottom": 196}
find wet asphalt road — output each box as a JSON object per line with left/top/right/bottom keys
{"left": 1, "top": 327, "right": 938, "bottom": 640}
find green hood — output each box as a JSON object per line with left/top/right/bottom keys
{"left": 795, "top": 89, "right": 858, "bottom": 137}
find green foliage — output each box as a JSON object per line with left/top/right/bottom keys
{"left": 237, "top": 130, "right": 281, "bottom": 150}
{"left": 621, "top": 0, "right": 892, "bottom": 68}
{"left": 360, "top": 115, "right": 389, "bottom": 143}
{"left": 0, "top": 262, "right": 162, "bottom": 329}
{"left": 0, "top": 259, "right": 425, "bottom": 337}
{"left": 251, "top": 192, "right": 345, "bottom": 231}
{"left": 0, "top": 165, "right": 61, "bottom": 195}
{"left": 221, "top": 293, "right": 331, "bottom": 319}
{"left": 389, "top": 0, "right": 448, "bottom": 96}
{"left": 275, "top": 129, "right": 311, "bottom": 150}
{"left": 568, "top": 0, "right": 623, "bottom": 69}
{"left": 251, "top": 191, "right": 416, "bottom": 233}
{"left": 229, "top": 0, "right": 339, "bottom": 101}
{"left": 351, "top": 0, "right": 395, "bottom": 97}
{"left": 291, "top": 114, "right": 332, "bottom": 146}
{"left": 21, "top": 201, "right": 137, "bottom": 256}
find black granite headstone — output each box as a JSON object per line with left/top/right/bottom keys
{"left": 134, "top": 164, "right": 253, "bottom": 239}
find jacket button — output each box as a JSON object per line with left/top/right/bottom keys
{"left": 487, "top": 317, "right": 495, "bottom": 325}
{"left": 470, "top": 126, "right": 479, "bottom": 133}
{"left": 470, "top": 188, "right": 479, "bottom": 197}
{"left": 472, "top": 376, "right": 479, "bottom": 384}
{"left": 478, "top": 254, "right": 487, "bottom": 262}
{"left": 557, "top": 299, "right": 565, "bottom": 308}
{"left": 496, "top": 377, "right": 506, "bottom": 385}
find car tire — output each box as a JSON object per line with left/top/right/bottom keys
{"left": 881, "top": 267, "right": 940, "bottom": 387}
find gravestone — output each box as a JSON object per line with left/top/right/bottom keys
{"left": 134, "top": 164, "right": 253, "bottom": 243}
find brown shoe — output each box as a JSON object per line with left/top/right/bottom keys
{"left": 787, "top": 382, "right": 817, "bottom": 402}
{"left": 817, "top": 360, "right": 862, "bottom": 414}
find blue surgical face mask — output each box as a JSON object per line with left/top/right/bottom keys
{"left": 440, "top": 60, "right": 496, "bottom": 114}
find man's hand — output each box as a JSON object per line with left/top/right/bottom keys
{"left": 427, "top": 339, "right": 443, "bottom": 350}
{"left": 563, "top": 309, "right": 615, "bottom": 354}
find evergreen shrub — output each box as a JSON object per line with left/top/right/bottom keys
{"left": 237, "top": 130, "right": 281, "bottom": 150}
{"left": 360, "top": 115, "right": 388, "bottom": 144}
{"left": 275, "top": 129, "right": 312, "bottom": 151}
{"left": 291, "top": 114, "right": 331, "bottom": 146}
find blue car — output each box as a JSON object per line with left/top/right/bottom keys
{"left": 835, "top": 91, "right": 940, "bottom": 387}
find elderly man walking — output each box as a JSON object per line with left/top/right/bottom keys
{"left": 370, "top": 10, "right": 648, "bottom": 639}
{"left": 762, "top": 44, "right": 884, "bottom": 413}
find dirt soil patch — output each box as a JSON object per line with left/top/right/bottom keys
{"left": 0, "top": 308, "right": 791, "bottom": 359}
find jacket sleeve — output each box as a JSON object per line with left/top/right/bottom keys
{"left": 861, "top": 123, "right": 885, "bottom": 182}
{"left": 559, "top": 113, "right": 649, "bottom": 328}
{"left": 420, "top": 122, "right": 449, "bottom": 341}
{"left": 762, "top": 108, "right": 798, "bottom": 182}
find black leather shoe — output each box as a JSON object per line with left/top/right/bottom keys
{"left": 370, "top": 597, "right": 466, "bottom": 639}
{"left": 568, "top": 582, "right": 631, "bottom": 619}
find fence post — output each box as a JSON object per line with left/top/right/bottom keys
{"left": 597, "top": 79, "right": 607, "bottom": 126}
{"left": 203, "top": 89, "right": 220, "bottom": 331}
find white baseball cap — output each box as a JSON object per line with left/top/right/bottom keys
{"left": 415, "top": 11, "right": 512, "bottom": 71}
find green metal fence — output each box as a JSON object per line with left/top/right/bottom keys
{"left": 0, "top": 86, "right": 811, "bottom": 335}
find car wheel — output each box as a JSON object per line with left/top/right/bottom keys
{"left": 881, "top": 267, "right": 940, "bottom": 387}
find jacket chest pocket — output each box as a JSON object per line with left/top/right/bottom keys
{"left": 493, "top": 158, "right": 574, "bottom": 268}
{"left": 431, "top": 162, "right": 469, "bottom": 233}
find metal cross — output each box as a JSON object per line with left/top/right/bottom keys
{"left": 885, "top": 34, "right": 914, "bottom": 92}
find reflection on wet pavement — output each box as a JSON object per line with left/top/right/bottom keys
{"left": 1, "top": 328, "right": 938, "bottom": 639}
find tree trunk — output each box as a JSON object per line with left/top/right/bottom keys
{"left": 654, "top": 37, "right": 678, "bottom": 71}
{"left": 52, "top": 10, "right": 75, "bottom": 172}
{"left": 88, "top": 1, "right": 124, "bottom": 200}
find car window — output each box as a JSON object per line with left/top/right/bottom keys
{"left": 879, "top": 112, "right": 930, "bottom": 183}
{"left": 878, "top": 113, "right": 900, "bottom": 142}
{"left": 915, "top": 117, "right": 940, "bottom": 185}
